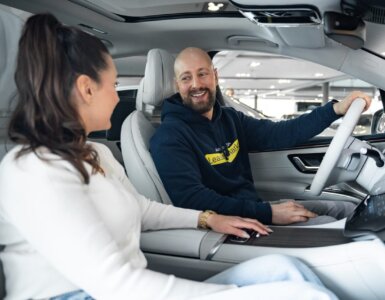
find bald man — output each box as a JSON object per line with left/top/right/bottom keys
{"left": 150, "top": 47, "right": 371, "bottom": 226}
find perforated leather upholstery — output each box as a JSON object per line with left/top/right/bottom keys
{"left": 121, "top": 49, "right": 175, "bottom": 204}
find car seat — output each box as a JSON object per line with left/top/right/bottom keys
{"left": 0, "top": 7, "right": 20, "bottom": 161}
{"left": 120, "top": 49, "right": 175, "bottom": 204}
{"left": 0, "top": 6, "right": 24, "bottom": 299}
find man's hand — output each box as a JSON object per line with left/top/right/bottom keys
{"left": 271, "top": 201, "right": 317, "bottom": 225}
{"left": 333, "top": 90, "right": 372, "bottom": 116}
{"left": 205, "top": 214, "right": 273, "bottom": 238}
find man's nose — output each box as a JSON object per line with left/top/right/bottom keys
{"left": 191, "top": 75, "right": 201, "bottom": 89}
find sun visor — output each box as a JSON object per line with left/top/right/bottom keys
{"left": 324, "top": 11, "right": 366, "bottom": 50}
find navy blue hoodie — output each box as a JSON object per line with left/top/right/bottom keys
{"left": 150, "top": 93, "right": 339, "bottom": 224}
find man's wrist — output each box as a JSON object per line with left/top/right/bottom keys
{"left": 198, "top": 210, "right": 217, "bottom": 229}
{"left": 331, "top": 99, "right": 341, "bottom": 115}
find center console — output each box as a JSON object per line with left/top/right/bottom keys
{"left": 225, "top": 226, "right": 352, "bottom": 248}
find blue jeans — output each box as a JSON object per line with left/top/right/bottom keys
{"left": 50, "top": 290, "right": 93, "bottom": 300}
{"left": 50, "top": 254, "right": 333, "bottom": 299}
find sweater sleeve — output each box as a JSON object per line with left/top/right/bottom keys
{"left": 93, "top": 142, "right": 202, "bottom": 231}
{"left": 241, "top": 101, "right": 340, "bottom": 151}
{"left": 0, "top": 152, "right": 233, "bottom": 300}
{"left": 151, "top": 132, "right": 273, "bottom": 224}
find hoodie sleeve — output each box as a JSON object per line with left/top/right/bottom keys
{"left": 240, "top": 101, "right": 340, "bottom": 151}
{"left": 150, "top": 129, "right": 273, "bottom": 224}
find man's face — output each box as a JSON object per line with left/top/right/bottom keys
{"left": 174, "top": 53, "right": 218, "bottom": 115}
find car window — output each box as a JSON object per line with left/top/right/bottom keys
{"left": 214, "top": 50, "right": 382, "bottom": 138}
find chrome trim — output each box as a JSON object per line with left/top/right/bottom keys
{"left": 205, "top": 234, "right": 227, "bottom": 261}
{"left": 292, "top": 156, "right": 319, "bottom": 172}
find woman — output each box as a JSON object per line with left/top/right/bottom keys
{"left": 0, "top": 13, "right": 337, "bottom": 300}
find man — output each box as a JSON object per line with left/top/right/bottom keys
{"left": 150, "top": 47, "right": 372, "bottom": 225}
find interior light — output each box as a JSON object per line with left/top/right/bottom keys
{"left": 278, "top": 79, "right": 291, "bottom": 84}
{"left": 250, "top": 61, "right": 261, "bottom": 68}
{"left": 314, "top": 73, "right": 324, "bottom": 77}
{"left": 235, "top": 73, "right": 250, "bottom": 77}
{"left": 270, "top": 85, "right": 275, "bottom": 89}
{"left": 381, "top": 52, "right": 385, "bottom": 56}
{"left": 208, "top": 2, "right": 224, "bottom": 12}
{"left": 317, "top": 93, "right": 323, "bottom": 97}
{"left": 218, "top": 79, "right": 226, "bottom": 83}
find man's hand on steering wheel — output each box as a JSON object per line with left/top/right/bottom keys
{"left": 333, "top": 91, "right": 372, "bottom": 116}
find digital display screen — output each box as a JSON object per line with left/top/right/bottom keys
{"left": 345, "top": 194, "right": 385, "bottom": 238}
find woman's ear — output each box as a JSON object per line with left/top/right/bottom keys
{"left": 75, "top": 74, "right": 94, "bottom": 105}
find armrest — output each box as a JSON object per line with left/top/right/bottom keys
{"left": 140, "top": 229, "right": 226, "bottom": 259}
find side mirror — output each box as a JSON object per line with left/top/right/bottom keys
{"left": 371, "top": 109, "right": 385, "bottom": 134}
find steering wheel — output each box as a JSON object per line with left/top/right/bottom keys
{"left": 309, "top": 98, "right": 366, "bottom": 196}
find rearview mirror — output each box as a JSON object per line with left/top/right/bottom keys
{"left": 324, "top": 11, "right": 366, "bottom": 49}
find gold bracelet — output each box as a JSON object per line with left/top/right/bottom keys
{"left": 198, "top": 210, "right": 217, "bottom": 229}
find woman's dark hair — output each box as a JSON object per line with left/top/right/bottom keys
{"left": 9, "top": 13, "right": 110, "bottom": 183}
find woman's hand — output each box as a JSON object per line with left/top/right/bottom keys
{"left": 205, "top": 214, "right": 272, "bottom": 238}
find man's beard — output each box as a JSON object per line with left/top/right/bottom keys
{"left": 181, "top": 88, "right": 216, "bottom": 114}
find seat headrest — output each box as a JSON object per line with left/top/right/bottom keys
{"left": 0, "top": 8, "right": 23, "bottom": 113}
{"left": 142, "top": 48, "right": 175, "bottom": 107}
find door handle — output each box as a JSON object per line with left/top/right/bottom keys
{"left": 292, "top": 156, "right": 319, "bottom": 173}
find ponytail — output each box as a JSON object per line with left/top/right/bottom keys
{"left": 9, "top": 13, "right": 109, "bottom": 183}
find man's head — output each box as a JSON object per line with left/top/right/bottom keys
{"left": 174, "top": 47, "right": 218, "bottom": 117}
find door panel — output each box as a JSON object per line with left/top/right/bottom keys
{"left": 249, "top": 138, "right": 385, "bottom": 203}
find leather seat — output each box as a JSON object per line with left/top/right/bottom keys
{"left": 0, "top": 6, "right": 24, "bottom": 300}
{"left": 0, "top": 8, "right": 20, "bottom": 162}
{"left": 120, "top": 49, "right": 175, "bottom": 204}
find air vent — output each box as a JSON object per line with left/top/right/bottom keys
{"left": 229, "top": 1, "right": 321, "bottom": 26}
{"left": 364, "top": 6, "right": 385, "bottom": 24}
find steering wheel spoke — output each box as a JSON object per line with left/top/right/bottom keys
{"left": 309, "top": 98, "right": 366, "bottom": 196}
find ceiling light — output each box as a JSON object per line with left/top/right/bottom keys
{"left": 250, "top": 61, "right": 261, "bottom": 68}
{"left": 235, "top": 73, "right": 250, "bottom": 77}
{"left": 278, "top": 79, "right": 291, "bottom": 84}
{"left": 317, "top": 93, "right": 323, "bottom": 97}
{"left": 314, "top": 73, "right": 324, "bottom": 77}
{"left": 207, "top": 2, "right": 224, "bottom": 12}
{"left": 218, "top": 79, "right": 226, "bottom": 83}
{"left": 270, "top": 85, "right": 275, "bottom": 89}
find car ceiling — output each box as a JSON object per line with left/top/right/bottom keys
{"left": 1, "top": 0, "right": 385, "bottom": 97}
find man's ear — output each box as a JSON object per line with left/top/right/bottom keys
{"left": 75, "top": 74, "right": 94, "bottom": 105}
{"left": 174, "top": 78, "right": 180, "bottom": 92}
{"left": 214, "top": 68, "right": 219, "bottom": 85}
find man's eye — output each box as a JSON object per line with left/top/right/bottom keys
{"left": 114, "top": 82, "right": 120, "bottom": 88}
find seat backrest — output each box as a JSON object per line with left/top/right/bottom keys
{"left": 0, "top": 247, "right": 4, "bottom": 300}
{"left": 121, "top": 49, "right": 175, "bottom": 204}
{"left": 0, "top": 7, "right": 21, "bottom": 163}
{"left": 0, "top": 7, "right": 24, "bottom": 299}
